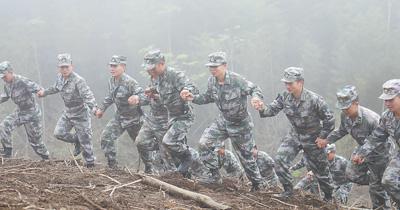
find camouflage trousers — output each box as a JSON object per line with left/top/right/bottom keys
{"left": 136, "top": 120, "right": 175, "bottom": 172}
{"left": 0, "top": 111, "right": 49, "bottom": 158}
{"left": 221, "top": 150, "right": 245, "bottom": 178}
{"left": 294, "top": 175, "right": 351, "bottom": 204}
{"left": 198, "top": 117, "right": 264, "bottom": 185}
{"left": 100, "top": 117, "right": 142, "bottom": 162}
{"left": 381, "top": 152, "right": 400, "bottom": 206}
{"left": 54, "top": 112, "right": 95, "bottom": 164}
{"left": 346, "top": 148, "right": 391, "bottom": 209}
{"left": 274, "top": 128, "right": 333, "bottom": 196}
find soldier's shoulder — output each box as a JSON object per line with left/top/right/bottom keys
{"left": 360, "top": 106, "right": 380, "bottom": 124}
{"left": 122, "top": 73, "right": 138, "bottom": 85}
{"left": 381, "top": 110, "right": 394, "bottom": 120}
{"left": 73, "top": 72, "right": 86, "bottom": 82}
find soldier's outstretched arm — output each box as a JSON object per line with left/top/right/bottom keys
{"left": 24, "top": 78, "right": 42, "bottom": 94}
{"left": 259, "top": 93, "right": 285, "bottom": 118}
{"left": 42, "top": 77, "right": 60, "bottom": 96}
{"left": 241, "top": 75, "right": 263, "bottom": 99}
{"left": 192, "top": 77, "right": 214, "bottom": 105}
{"left": 316, "top": 97, "right": 335, "bottom": 139}
{"left": 356, "top": 118, "right": 389, "bottom": 159}
{"left": 128, "top": 80, "right": 147, "bottom": 106}
{"left": 98, "top": 80, "right": 114, "bottom": 112}
{"left": 327, "top": 113, "right": 349, "bottom": 144}
{"left": 175, "top": 71, "right": 198, "bottom": 95}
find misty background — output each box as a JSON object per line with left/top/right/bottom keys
{"left": 0, "top": 0, "right": 399, "bottom": 169}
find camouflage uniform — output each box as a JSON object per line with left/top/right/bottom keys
{"left": 43, "top": 54, "right": 96, "bottom": 165}
{"left": 193, "top": 52, "right": 265, "bottom": 188}
{"left": 259, "top": 67, "right": 335, "bottom": 198}
{"left": 142, "top": 50, "right": 197, "bottom": 176}
{"left": 256, "top": 151, "right": 279, "bottom": 187}
{"left": 98, "top": 55, "right": 145, "bottom": 166}
{"left": 328, "top": 85, "right": 391, "bottom": 209}
{"left": 0, "top": 61, "right": 49, "bottom": 159}
{"left": 136, "top": 81, "right": 172, "bottom": 173}
{"left": 220, "top": 149, "right": 245, "bottom": 178}
{"left": 356, "top": 79, "right": 400, "bottom": 208}
{"left": 293, "top": 152, "right": 352, "bottom": 204}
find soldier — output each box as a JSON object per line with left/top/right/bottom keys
{"left": 293, "top": 144, "right": 352, "bottom": 204}
{"left": 255, "top": 149, "right": 279, "bottom": 188}
{"left": 95, "top": 55, "right": 145, "bottom": 169}
{"left": 37, "top": 53, "right": 96, "bottom": 167}
{"left": 324, "top": 85, "right": 391, "bottom": 209}
{"left": 353, "top": 79, "right": 400, "bottom": 209}
{"left": 182, "top": 51, "right": 266, "bottom": 191}
{"left": 136, "top": 77, "right": 174, "bottom": 174}
{"left": 219, "top": 148, "right": 245, "bottom": 179}
{"left": 141, "top": 49, "right": 197, "bottom": 178}
{"left": 257, "top": 67, "right": 335, "bottom": 200}
{"left": 0, "top": 61, "right": 49, "bottom": 159}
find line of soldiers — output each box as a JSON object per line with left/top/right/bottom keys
{"left": 0, "top": 50, "right": 399, "bottom": 209}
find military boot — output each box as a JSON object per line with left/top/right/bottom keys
{"left": 251, "top": 181, "right": 266, "bottom": 192}
{"left": 177, "top": 149, "right": 193, "bottom": 178}
{"left": 144, "top": 164, "right": 156, "bottom": 175}
{"left": 107, "top": 159, "right": 118, "bottom": 169}
{"left": 275, "top": 183, "right": 294, "bottom": 199}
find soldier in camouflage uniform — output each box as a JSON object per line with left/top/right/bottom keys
{"left": 256, "top": 149, "right": 279, "bottom": 187}
{"left": 141, "top": 49, "right": 198, "bottom": 178}
{"left": 182, "top": 51, "right": 266, "bottom": 191}
{"left": 38, "top": 54, "right": 96, "bottom": 167}
{"left": 95, "top": 55, "right": 145, "bottom": 168}
{"left": 293, "top": 144, "right": 352, "bottom": 204}
{"left": 354, "top": 79, "right": 400, "bottom": 209}
{"left": 0, "top": 61, "right": 49, "bottom": 159}
{"left": 325, "top": 85, "right": 391, "bottom": 209}
{"left": 136, "top": 78, "right": 175, "bottom": 174}
{"left": 258, "top": 67, "right": 335, "bottom": 200}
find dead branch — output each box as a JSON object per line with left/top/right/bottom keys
{"left": 68, "top": 149, "right": 83, "bottom": 174}
{"left": 48, "top": 183, "right": 96, "bottom": 189}
{"left": 271, "top": 197, "right": 298, "bottom": 209}
{"left": 99, "top": 173, "right": 121, "bottom": 185}
{"left": 139, "top": 175, "right": 231, "bottom": 210}
{"left": 239, "top": 194, "right": 271, "bottom": 208}
{"left": 80, "top": 193, "right": 107, "bottom": 210}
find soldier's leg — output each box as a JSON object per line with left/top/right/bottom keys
{"left": 345, "top": 161, "right": 369, "bottom": 185}
{"left": 53, "top": 114, "right": 76, "bottom": 143}
{"left": 274, "top": 132, "right": 302, "bottom": 192}
{"left": 100, "top": 118, "right": 124, "bottom": 166}
{"left": 223, "top": 150, "right": 245, "bottom": 178}
{"left": 24, "top": 118, "right": 49, "bottom": 159}
{"left": 126, "top": 122, "right": 142, "bottom": 143}
{"left": 381, "top": 153, "right": 400, "bottom": 206}
{"left": 136, "top": 123, "right": 158, "bottom": 173}
{"left": 302, "top": 143, "right": 334, "bottom": 200}
{"left": 162, "top": 119, "right": 194, "bottom": 176}
{"left": 198, "top": 121, "right": 227, "bottom": 170}
{"left": 294, "top": 175, "right": 319, "bottom": 195}
{"left": 72, "top": 116, "right": 95, "bottom": 165}
{"left": 256, "top": 153, "right": 279, "bottom": 187}
{"left": 0, "top": 112, "right": 21, "bottom": 156}
{"left": 368, "top": 154, "right": 391, "bottom": 210}
{"left": 229, "top": 126, "right": 264, "bottom": 189}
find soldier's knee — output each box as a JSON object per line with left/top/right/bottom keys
{"left": 198, "top": 137, "right": 211, "bottom": 151}
{"left": 53, "top": 130, "right": 65, "bottom": 140}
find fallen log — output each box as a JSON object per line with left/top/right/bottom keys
{"left": 139, "top": 175, "right": 231, "bottom": 210}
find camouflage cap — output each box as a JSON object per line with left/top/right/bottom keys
{"left": 281, "top": 67, "right": 304, "bottom": 83}
{"left": 142, "top": 49, "right": 165, "bottom": 70}
{"left": 205, "top": 51, "right": 227, "bottom": 67}
{"left": 326, "top": 144, "right": 336, "bottom": 153}
{"left": 57, "top": 53, "right": 72, "bottom": 67}
{"left": 379, "top": 79, "right": 400, "bottom": 100}
{"left": 0, "top": 61, "right": 12, "bottom": 78}
{"left": 109, "top": 55, "right": 127, "bottom": 65}
{"left": 336, "top": 85, "right": 358, "bottom": 110}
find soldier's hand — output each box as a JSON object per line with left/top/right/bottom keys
{"left": 250, "top": 97, "right": 264, "bottom": 110}
{"left": 180, "top": 89, "right": 193, "bottom": 101}
{"left": 315, "top": 138, "right": 328, "bottom": 149}
{"left": 37, "top": 89, "right": 45, "bottom": 97}
{"left": 95, "top": 109, "right": 104, "bottom": 119}
{"left": 351, "top": 154, "right": 365, "bottom": 165}
{"left": 128, "top": 95, "right": 140, "bottom": 105}
{"left": 217, "top": 148, "right": 225, "bottom": 157}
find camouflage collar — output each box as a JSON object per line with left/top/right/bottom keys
{"left": 345, "top": 106, "right": 363, "bottom": 126}
{"left": 222, "top": 71, "right": 232, "bottom": 85}
{"left": 288, "top": 88, "right": 308, "bottom": 102}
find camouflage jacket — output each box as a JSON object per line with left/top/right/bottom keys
{"left": 357, "top": 110, "right": 400, "bottom": 157}
{"left": 98, "top": 73, "right": 145, "bottom": 127}
{"left": 259, "top": 88, "right": 335, "bottom": 139}
{"left": 154, "top": 67, "right": 197, "bottom": 123}
{"left": 0, "top": 74, "right": 41, "bottom": 121}
{"left": 193, "top": 71, "right": 263, "bottom": 122}
{"left": 141, "top": 80, "right": 169, "bottom": 129}
{"left": 44, "top": 72, "right": 96, "bottom": 118}
{"left": 328, "top": 106, "right": 380, "bottom": 146}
